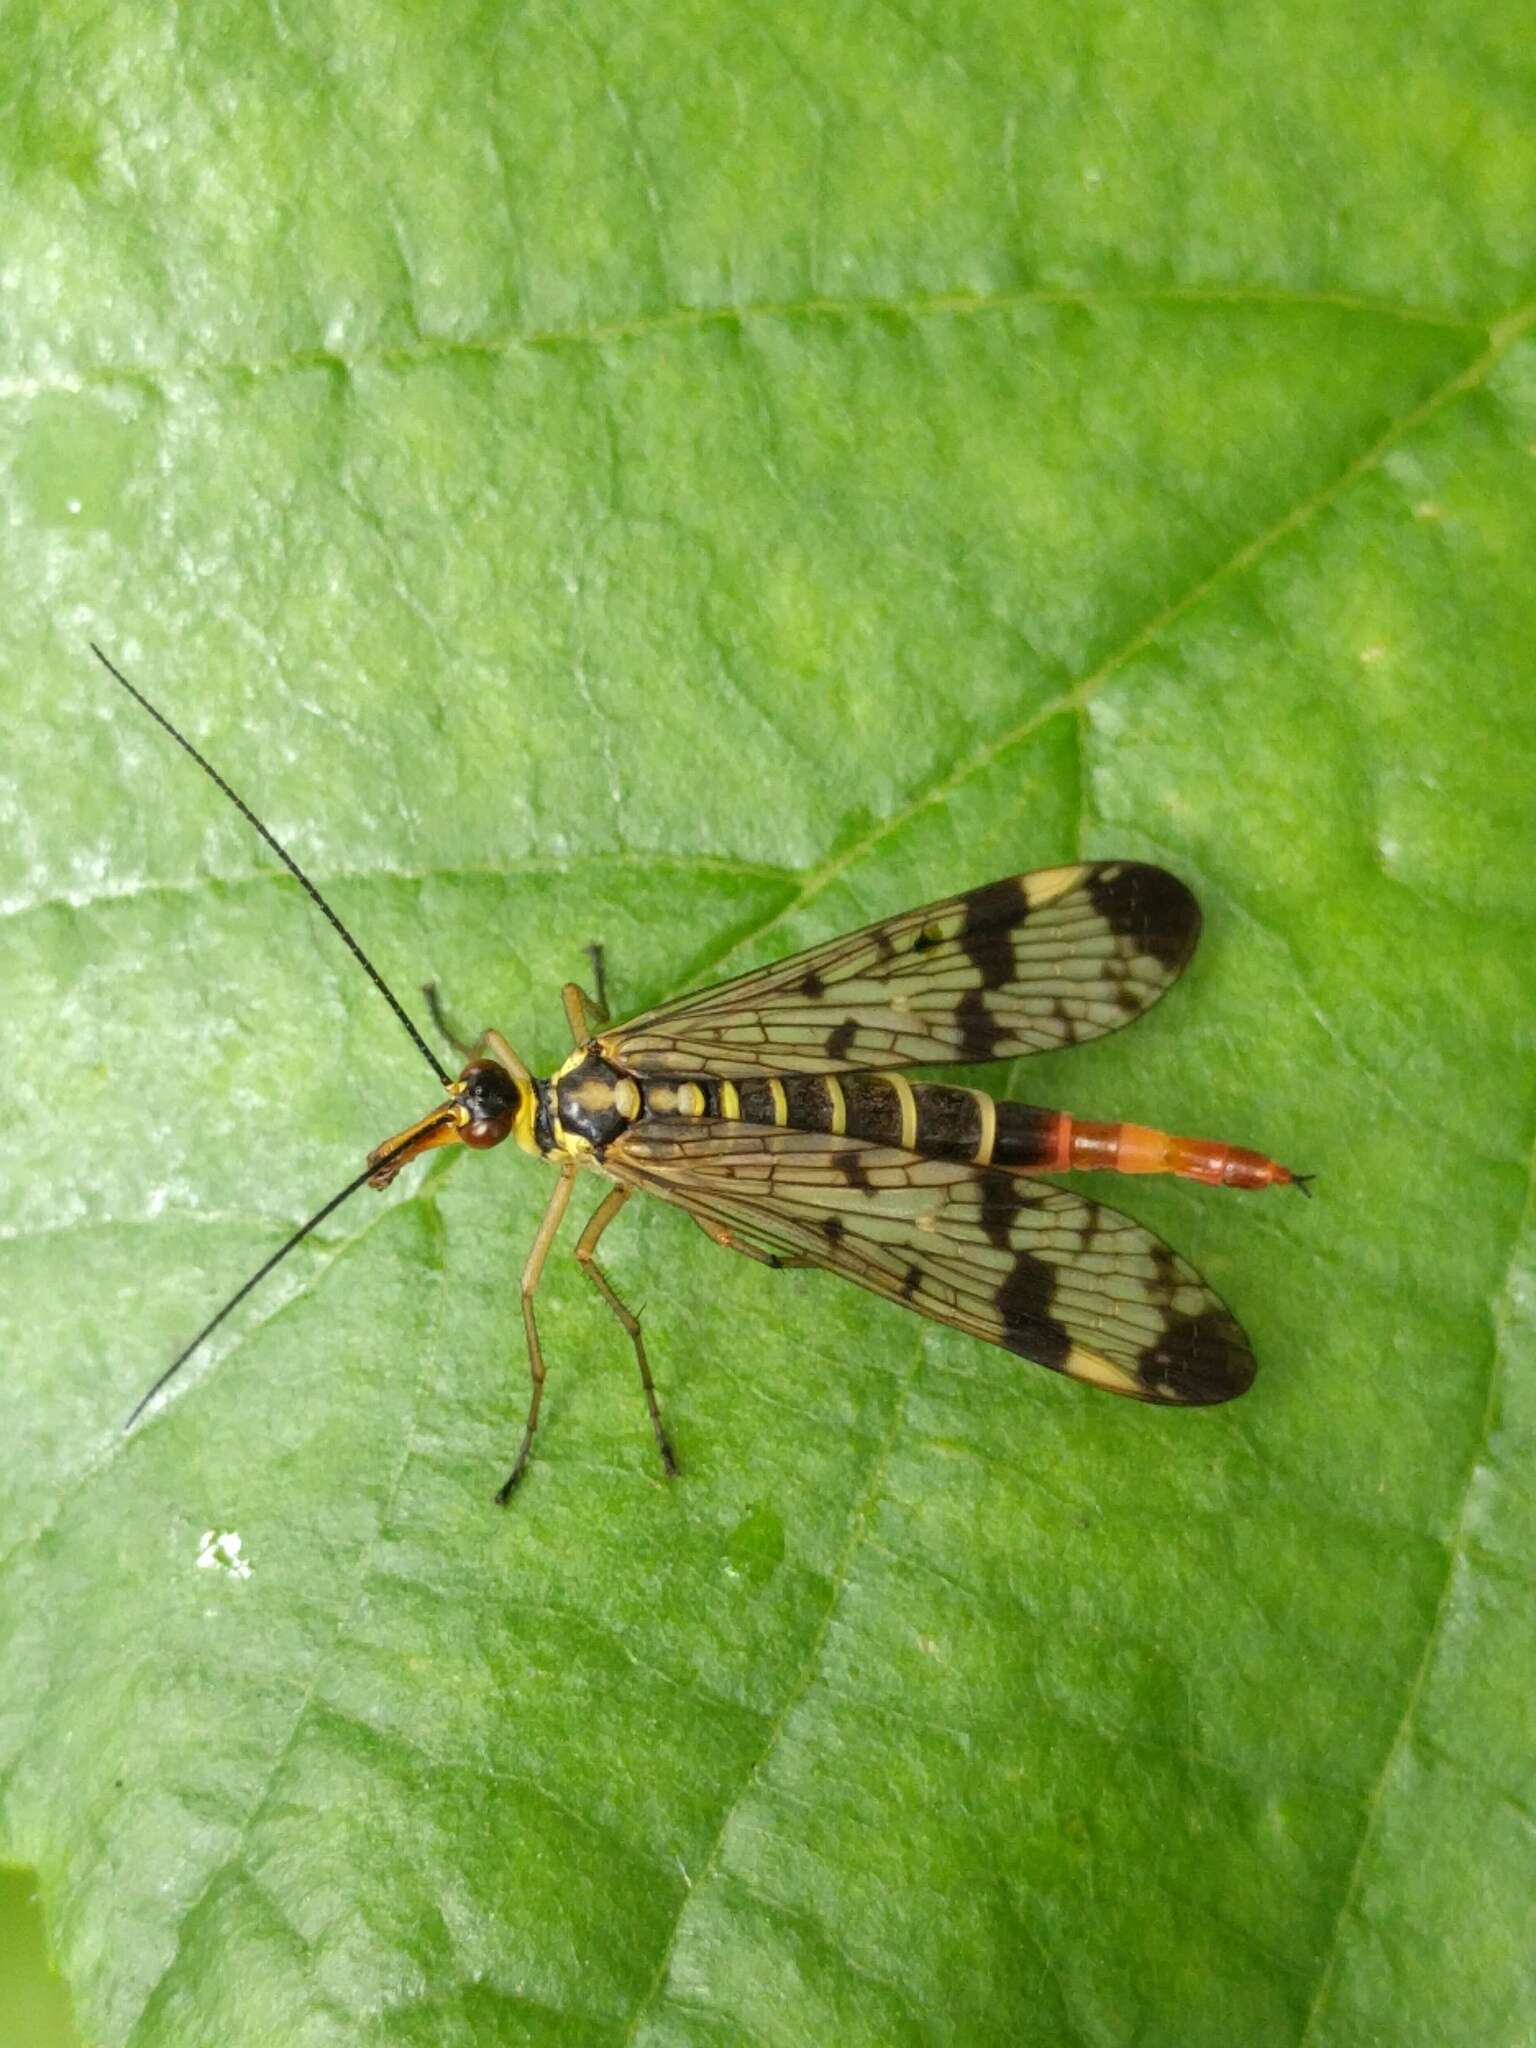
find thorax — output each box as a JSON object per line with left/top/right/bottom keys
{"left": 546, "top": 1047, "right": 642, "bottom": 1159}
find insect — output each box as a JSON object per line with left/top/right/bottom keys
{"left": 95, "top": 646, "right": 1304, "bottom": 1502}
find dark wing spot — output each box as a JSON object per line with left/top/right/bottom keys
{"left": 996, "top": 1256, "right": 1072, "bottom": 1374}
{"left": 1149, "top": 1242, "right": 1183, "bottom": 1296}
{"left": 827, "top": 1017, "right": 859, "bottom": 1064}
{"left": 961, "top": 877, "right": 1030, "bottom": 936}
{"left": 963, "top": 940, "right": 1021, "bottom": 990}
{"left": 831, "top": 1148, "right": 872, "bottom": 1191}
{"left": 1138, "top": 1307, "right": 1255, "bottom": 1404}
{"left": 912, "top": 922, "right": 945, "bottom": 953}
{"left": 975, "top": 1170, "right": 1037, "bottom": 1251}
{"left": 823, "top": 1215, "right": 846, "bottom": 1245}
{"left": 798, "top": 968, "right": 827, "bottom": 999}
{"left": 1084, "top": 863, "right": 1201, "bottom": 975}
{"left": 959, "top": 878, "right": 1030, "bottom": 989}
{"left": 901, "top": 1264, "right": 923, "bottom": 1299}
{"left": 955, "top": 988, "right": 1004, "bottom": 1063}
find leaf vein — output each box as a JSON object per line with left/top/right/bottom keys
{"left": 1294, "top": 1108, "right": 1536, "bottom": 2045}
{"left": 0, "top": 284, "right": 1482, "bottom": 402}
{"left": 658, "top": 299, "right": 1536, "bottom": 993}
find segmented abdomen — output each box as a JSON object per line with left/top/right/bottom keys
{"left": 640, "top": 1072, "right": 1061, "bottom": 1169}
{"left": 637, "top": 1072, "right": 1292, "bottom": 1188}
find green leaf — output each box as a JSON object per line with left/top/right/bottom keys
{"left": 3, "top": 3, "right": 1534, "bottom": 2044}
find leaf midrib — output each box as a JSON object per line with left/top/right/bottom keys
{"left": 0, "top": 282, "right": 1483, "bottom": 401}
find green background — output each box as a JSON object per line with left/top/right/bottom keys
{"left": 3, "top": 1, "right": 1534, "bottom": 2043}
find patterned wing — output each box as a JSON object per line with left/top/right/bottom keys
{"left": 603, "top": 862, "right": 1200, "bottom": 1078}
{"left": 606, "top": 1122, "right": 1255, "bottom": 1404}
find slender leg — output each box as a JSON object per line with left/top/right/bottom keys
{"left": 496, "top": 1164, "right": 578, "bottom": 1504}
{"left": 561, "top": 983, "right": 589, "bottom": 1045}
{"left": 691, "top": 1213, "right": 814, "bottom": 1270}
{"left": 562, "top": 982, "right": 601, "bottom": 1046}
{"left": 560, "top": 945, "right": 612, "bottom": 1047}
{"left": 574, "top": 1185, "right": 679, "bottom": 1477}
{"left": 421, "top": 981, "right": 478, "bottom": 1061}
{"left": 584, "top": 942, "right": 609, "bottom": 1020}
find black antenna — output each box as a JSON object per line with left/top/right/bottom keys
{"left": 123, "top": 1117, "right": 452, "bottom": 1428}
{"left": 90, "top": 643, "right": 451, "bottom": 1090}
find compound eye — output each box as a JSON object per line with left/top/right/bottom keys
{"left": 456, "top": 1060, "right": 521, "bottom": 1150}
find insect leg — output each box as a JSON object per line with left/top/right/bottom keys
{"left": 561, "top": 982, "right": 602, "bottom": 1045}
{"left": 495, "top": 1163, "right": 578, "bottom": 1505}
{"left": 560, "top": 944, "right": 611, "bottom": 1045}
{"left": 572, "top": 1185, "right": 679, "bottom": 1478}
{"left": 420, "top": 981, "right": 478, "bottom": 1060}
{"left": 690, "top": 1214, "right": 814, "bottom": 1270}
{"left": 584, "top": 942, "right": 609, "bottom": 1020}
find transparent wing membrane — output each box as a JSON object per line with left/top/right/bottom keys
{"left": 609, "top": 1120, "right": 1254, "bottom": 1405}
{"left": 607, "top": 864, "right": 1200, "bottom": 1078}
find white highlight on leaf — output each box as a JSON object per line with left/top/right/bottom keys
{"left": 196, "top": 1529, "right": 252, "bottom": 1580}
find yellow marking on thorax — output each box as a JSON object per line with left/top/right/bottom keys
{"left": 766, "top": 1077, "right": 788, "bottom": 1126}
{"left": 550, "top": 1074, "right": 618, "bottom": 1161}
{"left": 481, "top": 1032, "right": 542, "bottom": 1157}
{"left": 613, "top": 1078, "right": 641, "bottom": 1120}
{"left": 675, "top": 1081, "right": 705, "bottom": 1117}
{"left": 824, "top": 1074, "right": 847, "bottom": 1136}
{"left": 887, "top": 1073, "right": 919, "bottom": 1152}
{"left": 975, "top": 1089, "right": 997, "bottom": 1166}
{"left": 647, "top": 1083, "right": 678, "bottom": 1114}
{"left": 719, "top": 1079, "right": 741, "bottom": 1120}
